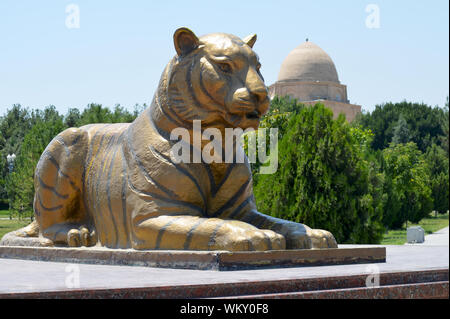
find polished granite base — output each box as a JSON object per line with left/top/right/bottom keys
{"left": 0, "top": 245, "right": 447, "bottom": 299}
{"left": 0, "top": 268, "right": 446, "bottom": 299}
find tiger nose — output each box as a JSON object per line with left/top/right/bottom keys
{"left": 252, "top": 86, "right": 268, "bottom": 103}
{"left": 247, "top": 69, "right": 268, "bottom": 103}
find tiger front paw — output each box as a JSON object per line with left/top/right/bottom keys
{"left": 213, "top": 223, "right": 286, "bottom": 251}
{"left": 67, "top": 226, "right": 97, "bottom": 247}
{"left": 276, "top": 222, "right": 338, "bottom": 249}
{"left": 307, "top": 228, "right": 338, "bottom": 249}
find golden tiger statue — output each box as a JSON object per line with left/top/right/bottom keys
{"left": 10, "top": 28, "right": 337, "bottom": 251}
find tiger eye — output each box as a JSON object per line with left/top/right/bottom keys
{"left": 218, "top": 62, "right": 232, "bottom": 73}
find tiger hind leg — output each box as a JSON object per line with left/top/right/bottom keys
{"left": 34, "top": 127, "right": 97, "bottom": 247}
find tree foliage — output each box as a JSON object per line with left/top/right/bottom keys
{"left": 440, "top": 97, "right": 449, "bottom": 156}
{"left": 245, "top": 96, "right": 304, "bottom": 178}
{"left": 0, "top": 104, "right": 34, "bottom": 206}
{"left": 424, "top": 143, "right": 449, "bottom": 214}
{"left": 253, "top": 103, "right": 385, "bottom": 244}
{"left": 381, "top": 142, "right": 433, "bottom": 229}
{"left": 391, "top": 114, "right": 410, "bottom": 145}
{"left": 354, "top": 101, "right": 446, "bottom": 152}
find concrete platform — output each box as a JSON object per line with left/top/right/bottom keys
{"left": 0, "top": 245, "right": 385, "bottom": 270}
{"left": 0, "top": 244, "right": 447, "bottom": 298}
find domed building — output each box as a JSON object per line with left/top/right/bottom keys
{"left": 269, "top": 40, "right": 361, "bottom": 122}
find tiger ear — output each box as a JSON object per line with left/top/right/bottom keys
{"left": 174, "top": 27, "right": 200, "bottom": 57}
{"left": 243, "top": 34, "right": 257, "bottom": 48}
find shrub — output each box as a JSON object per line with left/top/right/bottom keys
{"left": 381, "top": 142, "right": 433, "bottom": 228}
{"left": 253, "top": 103, "right": 385, "bottom": 244}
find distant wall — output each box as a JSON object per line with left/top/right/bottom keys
{"left": 269, "top": 81, "right": 361, "bottom": 122}
{"left": 302, "top": 100, "right": 362, "bottom": 122}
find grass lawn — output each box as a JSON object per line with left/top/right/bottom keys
{"left": 0, "top": 219, "right": 30, "bottom": 239}
{"left": 381, "top": 212, "right": 449, "bottom": 245}
{"left": 0, "top": 210, "right": 10, "bottom": 217}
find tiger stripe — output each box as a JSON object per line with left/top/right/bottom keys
{"left": 126, "top": 173, "right": 204, "bottom": 216}
{"left": 53, "top": 136, "right": 71, "bottom": 156}
{"left": 37, "top": 176, "right": 69, "bottom": 200}
{"left": 154, "top": 216, "right": 183, "bottom": 249}
{"left": 84, "top": 125, "right": 112, "bottom": 186}
{"left": 120, "top": 147, "right": 130, "bottom": 247}
{"left": 183, "top": 218, "right": 208, "bottom": 250}
{"left": 126, "top": 127, "right": 180, "bottom": 200}
{"left": 37, "top": 194, "right": 63, "bottom": 212}
{"left": 91, "top": 133, "right": 117, "bottom": 244}
{"left": 199, "top": 68, "right": 223, "bottom": 108}
{"left": 148, "top": 145, "right": 208, "bottom": 214}
{"left": 103, "top": 132, "right": 124, "bottom": 247}
{"left": 210, "top": 178, "right": 251, "bottom": 218}
{"left": 40, "top": 150, "right": 80, "bottom": 192}
{"left": 207, "top": 219, "right": 227, "bottom": 249}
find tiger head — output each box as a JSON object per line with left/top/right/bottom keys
{"left": 166, "top": 28, "right": 270, "bottom": 131}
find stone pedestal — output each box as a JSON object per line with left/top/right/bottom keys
{"left": 0, "top": 245, "right": 386, "bottom": 270}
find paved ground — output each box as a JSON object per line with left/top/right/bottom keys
{"left": 422, "top": 227, "right": 449, "bottom": 246}
{"left": 404, "top": 226, "right": 449, "bottom": 246}
{"left": 0, "top": 244, "right": 448, "bottom": 294}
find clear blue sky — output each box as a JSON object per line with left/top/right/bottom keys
{"left": 0, "top": 0, "right": 448, "bottom": 116}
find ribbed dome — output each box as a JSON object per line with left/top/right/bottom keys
{"left": 277, "top": 41, "right": 340, "bottom": 83}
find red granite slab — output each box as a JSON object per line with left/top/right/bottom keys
{"left": 228, "top": 282, "right": 449, "bottom": 299}
{"left": 0, "top": 269, "right": 447, "bottom": 299}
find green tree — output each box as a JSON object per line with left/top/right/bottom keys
{"left": 425, "top": 144, "right": 449, "bottom": 214}
{"left": 253, "top": 103, "right": 385, "bottom": 244}
{"left": 73, "top": 103, "right": 138, "bottom": 127}
{"left": 76, "top": 103, "right": 113, "bottom": 126}
{"left": 0, "top": 104, "right": 33, "bottom": 155}
{"left": 110, "top": 104, "right": 136, "bottom": 123}
{"left": 5, "top": 106, "right": 66, "bottom": 218}
{"left": 391, "top": 114, "right": 410, "bottom": 144}
{"left": 244, "top": 96, "right": 305, "bottom": 178}
{"left": 0, "top": 105, "right": 33, "bottom": 207}
{"left": 267, "top": 95, "right": 305, "bottom": 115}
{"left": 64, "top": 108, "right": 81, "bottom": 127}
{"left": 440, "top": 97, "right": 449, "bottom": 156}
{"left": 355, "top": 101, "right": 446, "bottom": 152}
{"left": 381, "top": 142, "right": 433, "bottom": 229}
